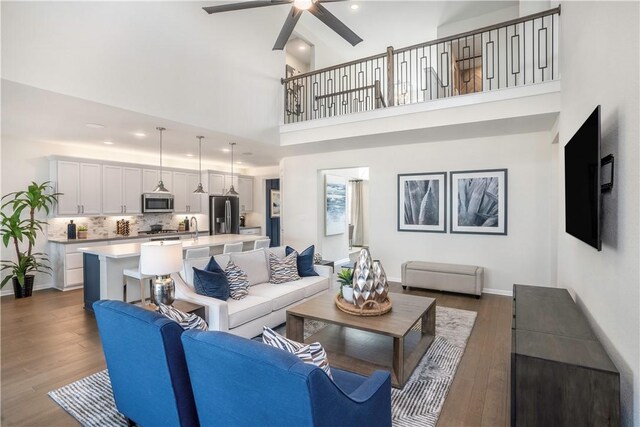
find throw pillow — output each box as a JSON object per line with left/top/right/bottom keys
{"left": 286, "top": 245, "right": 319, "bottom": 277}
{"left": 156, "top": 303, "right": 208, "bottom": 331}
{"left": 262, "top": 326, "right": 332, "bottom": 379}
{"left": 269, "top": 252, "right": 301, "bottom": 284}
{"left": 192, "top": 267, "right": 229, "bottom": 301}
{"left": 225, "top": 260, "right": 249, "bottom": 300}
{"left": 205, "top": 256, "right": 225, "bottom": 274}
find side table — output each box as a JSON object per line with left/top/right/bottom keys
{"left": 143, "top": 300, "right": 206, "bottom": 320}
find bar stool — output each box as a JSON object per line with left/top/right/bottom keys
{"left": 253, "top": 239, "right": 271, "bottom": 250}
{"left": 122, "top": 265, "right": 154, "bottom": 306}
{"left": 223, "top": 242, "right": 244, "bottom": 254}
{"left": 185, "top": 247, "right": 210, "bottom": 259}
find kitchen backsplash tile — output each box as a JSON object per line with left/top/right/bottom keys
{"left": 47, "top": 214, "right": 208, "bottom": 239}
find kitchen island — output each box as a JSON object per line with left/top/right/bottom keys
{"left": 79, "top": 234, "right": 266, "bottom": 311}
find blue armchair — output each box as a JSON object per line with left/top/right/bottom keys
{"left": 93, "top": 300, "right": 199, "bottom": 427}
{"left": 181, "top": 330, "right": 392, "bottom": 427}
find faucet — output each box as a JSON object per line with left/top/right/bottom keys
{"left": 190, "top": 216, "right": 199, "bottom": 241}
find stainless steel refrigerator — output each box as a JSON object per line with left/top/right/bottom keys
{"left": 209, "top": 196, "right": 240, "bottom": 235}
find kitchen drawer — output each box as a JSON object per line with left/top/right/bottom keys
{"left": 66, "top": 268, "right": 84, "bottom": 286}
{"left": 239, "top": 228, "right": 261, "bottom": 235}
{"left": 65, "top": 252, "right": 84, "bottom": 269}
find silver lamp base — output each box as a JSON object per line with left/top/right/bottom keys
{"left": 152, "top": 275, "right": 175, "bottom": 306}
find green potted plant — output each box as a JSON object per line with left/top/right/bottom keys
{"left": 337, "top": 267, "right": 354, "bottom": 303}
{"left": 77, "top": 225, "right": 88, "bottom": 239}
{"left": 1, "top": 182, "right": 60, "bottom": 298}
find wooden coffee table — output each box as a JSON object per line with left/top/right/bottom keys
{"left": 286, "top": 292, "right": 436, "bottom": 388}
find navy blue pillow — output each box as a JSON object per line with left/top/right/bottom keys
{"left": 192, "top": 267, "right": 229, "bottom": 301}
{"left": 205, "top": 257, "right": 224, "bottom": 274}
{"left": 286, "top": 245, "right": 319, "bottom": 277}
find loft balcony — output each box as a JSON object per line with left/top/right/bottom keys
{"left": 280, "top": 7, "right": 561, "bottom": 147}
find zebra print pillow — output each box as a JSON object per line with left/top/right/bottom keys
{"left": 262, "top": 326, "right": 333, "bottom": 379}
{"left": 156, "top": 303, "right": 208, "bottom": 331}
{"left": 225, "top": 260, "right": 249, "bottom": 300}
{"left": 268, "top": 251, "right": 301, "bottom": 284}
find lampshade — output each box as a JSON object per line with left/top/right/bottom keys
{"left": 139, "top": 241, "right": 183, "bottom": 276}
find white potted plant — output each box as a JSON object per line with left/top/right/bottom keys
{"left": 337, "top": 268, "right": 354, "bottom": 304}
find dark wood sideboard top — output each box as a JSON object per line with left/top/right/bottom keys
{"left": 512, "top": 284, "right": 618, "bottom": 374}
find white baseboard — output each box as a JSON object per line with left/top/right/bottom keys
{"left": 483, "top": 288, "right": 513, "bottom": 297}
{"left": 1, "top": 282, "right": 54, "bottom": 297}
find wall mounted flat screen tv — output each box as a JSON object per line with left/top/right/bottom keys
{"left": 565, "top": 105, "right": 601, "bottom": 251}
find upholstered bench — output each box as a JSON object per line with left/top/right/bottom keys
{"left": 401, "top": 261, "right": 484, "bottom": 298}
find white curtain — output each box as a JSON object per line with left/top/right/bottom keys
{"left": 349, "top": 180, "right": 364, "bottom": 247}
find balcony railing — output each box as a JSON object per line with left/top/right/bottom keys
{"left": 282, "top": 7, "right": 560, "bottom": 124}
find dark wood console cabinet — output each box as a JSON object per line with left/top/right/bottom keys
{"left": 511, "top": 284, "right": 620, "bottom": 427}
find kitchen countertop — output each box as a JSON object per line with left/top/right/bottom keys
{"left": 77, "top": 234, "right": 267, "bottom": 259}
{"left": 48, "top": 231, "right": 205, "bottom": 245}
{"left": 239, "top": 226, "right": 261, "bottom": 229}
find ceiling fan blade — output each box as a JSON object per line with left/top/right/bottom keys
{"left": 272, "top": 6, "right": 303, "bottom": 50}
{"left": 309, "top": 2, "right": 362, "bottom": 46}
{"left": 203, "top": 1, "right": 291, "bottom": 14}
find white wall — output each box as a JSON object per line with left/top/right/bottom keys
{"left": 557, "top": 2, "right": 639, "bottom": 425}
{"left": 282, "top": 130, "right": 556, "bottom": 293}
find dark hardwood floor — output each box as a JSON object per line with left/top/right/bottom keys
{"left": 1, "top": 285, "right": 512, "bottom": 427}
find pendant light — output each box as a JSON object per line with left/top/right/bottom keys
{"left": 193, "top": 136, "right": 206, "bottom": 193}
{"left": 225, "top": 142, "right": 239, "bottom": 196}
{"left": 154, "top": 127, "right": 169, "bottom": 193}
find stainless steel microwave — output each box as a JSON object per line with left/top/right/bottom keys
{"left": 141, "top": 193, "right": 174, "bottom": 213}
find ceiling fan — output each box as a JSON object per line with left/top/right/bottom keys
{"left": 203, "top": 0, "right": 363, "bottom": 51}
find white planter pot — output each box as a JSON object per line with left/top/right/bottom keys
{"left": 342, "top": 286, "right": 354, "bottom": 304}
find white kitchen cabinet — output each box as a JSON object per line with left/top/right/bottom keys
{"left": 186, "top": 173, "right": 202, "bottom": 213}
{"left": 173, "top": 172, "right": 202, "bottom": 213}
{"left": 208, "top": 173, "right": 225, "bottom": 195}
{"left": 122, "top": 167, "right": 142, "bottom": 214}
{"left": 53, "top": 160, "right": 102, "bottom": 215}
{"left": 103, "top": 166, "right": 142, "bottom": 214}
{"left": 238, "top": 176, "right": 254, "bottom": 212}
{"left": 142, "top": 169, "right": 173, "bottom": 193}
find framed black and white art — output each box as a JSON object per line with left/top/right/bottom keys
{"left": 450, "top": 169, "right": 508, "bottom": 235}
{"left": 398, "top": 172, "right": 447, "bottom": 233}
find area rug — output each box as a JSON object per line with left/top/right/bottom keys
{"left": 49, "top": 306, "right": 476, "bottom": 427}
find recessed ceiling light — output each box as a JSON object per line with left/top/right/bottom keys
{"left": 134, "top": 132, "right": 146, "bottom": 137}
{"left": 236, "top": 161, "right": 243, "bottom": 164}
{"left": 299, "top": 45, "right": 307, "bottom": 51}
{"left": 222, "top": 148, "right": 231, "bottom": 153}
{"left": 350, "top": 4, "right": 359, "bottom": 10}
{"left": 86, "top": 123, "right": 105, "bottom": 129}
{"left": 186, "top": 153, "right": 194, "bottom": 157}
{"left": 104, "top": 141, "right": 114, "bottom": 145}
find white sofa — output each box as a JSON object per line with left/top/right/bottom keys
{"left": 172, "top": 246, "right": 332, "bottom": 339}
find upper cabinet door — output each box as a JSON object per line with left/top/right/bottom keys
{"left": 173, "top": 172, "right": 188, "bottom": 213}
{"left": 79, "top": 163, "right": 102, "bottom": 214}
{"left": 186, "top": 173, "right": 202, "bottom": 213}
{"left": 238, "top": 177, "right": 254, "bottom": 212}
{"left": 142, "top": 169, "right": 159, "bottom": 193}
{"left": 56, "top": 161, "right": 81, "bottom": 215}
{"left": 122, "top": 167, "right": 142, "bottom": 214}
{"left": 208, "top": 173, "right": 225, "bottom": 196}
{"left": 102, "top": 165, "right": 124, "bottom": 214}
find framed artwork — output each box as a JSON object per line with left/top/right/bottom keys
{"left": 270, "top": 189, "right": 281, "bottom": 218}
{"left": 398, "top": 172, "right": 447, "bottom": 233}
{"left": 450, "top": 169, "right": 508, "bottom": 235}
{"left": 325, "top": 174, "right": 347, "bottom": 236}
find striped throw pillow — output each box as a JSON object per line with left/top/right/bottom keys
{"left": 225, "top": 260, "right": 249, "bottom": 300}
{"left": 156, "top": 303, "right": 208, "bottom": 331}
{"left": 268, "top": 251, "right": 301, "bottom": 284}
{"left": 262, "top": 326, "right": 333, "bottom": 379}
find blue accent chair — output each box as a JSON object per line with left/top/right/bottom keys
{"left": 181, "top": 330, "right": 392, "bottom": 427}
{"left": 93, "top": 300, "right": 199, "bottom": 427}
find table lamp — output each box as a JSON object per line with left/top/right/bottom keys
{"left": 140, "top": 241, "right": 183, "bottom": 306}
